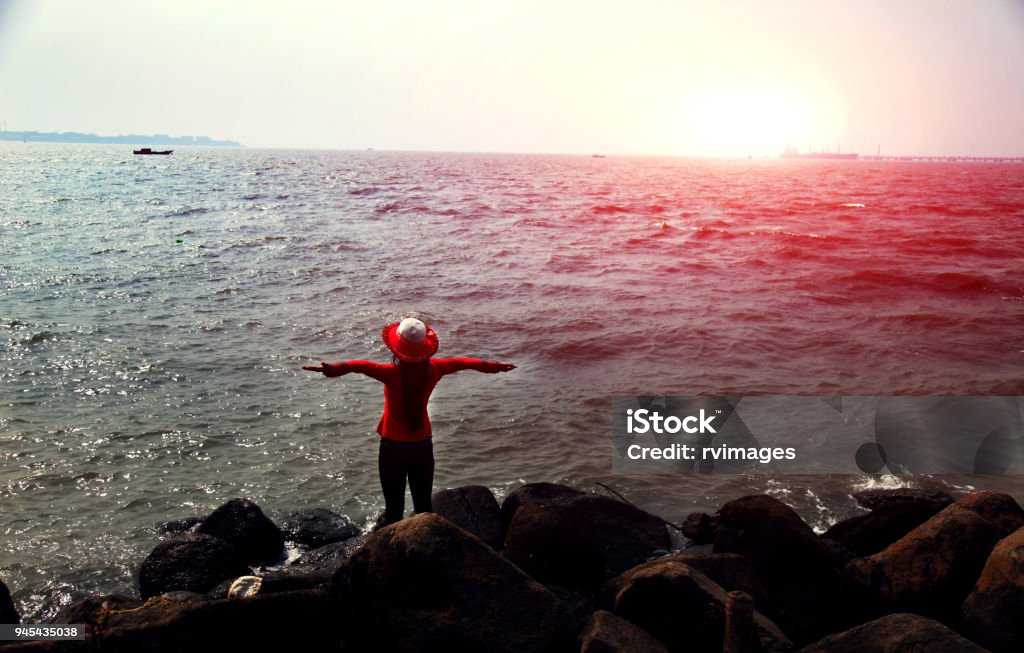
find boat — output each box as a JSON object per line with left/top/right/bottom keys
{"left": 780, "top": 146, "right": 857, "bottom": 160}
{"left": 133, "top": 148, "right": 173, "bottom": 155}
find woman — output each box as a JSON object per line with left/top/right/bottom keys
{"left": 303, "top": 317, "right": 515, "bottom": 525}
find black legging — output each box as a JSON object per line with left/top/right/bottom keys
{"left": 378, "top": 437, "right": 434, "bottom": 525}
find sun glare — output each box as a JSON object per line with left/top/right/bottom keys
{"left": 684, "top": 86, "right": 812, "bottom": 158}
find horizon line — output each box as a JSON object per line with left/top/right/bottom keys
{"left": 2, "top": 132, "right": 1022, "bottom": 161}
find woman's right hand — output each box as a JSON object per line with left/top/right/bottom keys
{"left": 302, "top": 362, "right": 346, "bottom": 377}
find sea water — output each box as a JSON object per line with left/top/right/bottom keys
{"left": 2, "top": 143, "right": 1022, "bottom": 619}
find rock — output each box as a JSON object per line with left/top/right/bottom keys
{"left": 713, "top": 495, "right": 847, "bottom": 644}
{"left": 501, "top": 483, "right": 670, "bottom": 591}
{"left": 681, "top": 511, "right": 719, "bottom": 544}
{"left": 599, "top": 557, "right": 792, "bottom": 652}
{"left": 332, "top": 512, "right": 563, "bottom": 653}
{"left": 499, "top": 481, "right": 587, "bottom": 528}
{"left": 592, "top": 552, "right": 770, "bottom": 612}
{"left": 138, "top": 533, "right": 251, "bottom": 599}
{"left": 52, "top": 594, "right": 141, "bottom": 625}
{"left": 798, "top": 612, "right": 989, "bottom": 653}
{"left": 847, "top": 502, "right": 1006, "bottom": 622}
{"left": 258, "top": 568, "right": 333, "bottom": 593}
{"left": 227, "top": 576, "right": 262, "bottom": 599}
{"left": 817, "top": 538, "right": 857, "bottom": 567}
{"left": 956, "top": 491, "right": 1024, "bottom": 536}
{"left": 852, "top": 489, "right": 954, "bottom": 512}
{"left": 159, "top": 591, "right": 207, "bottom": 604}
{"left": 280, "top": 508, "right": 359, "bottom": 548}
{"left": 503, "top": 503, "right": 605, "bottom": 590}
{"left": 156, "top": 517, "right": 202, "bottom": 536}
{"left": 0, "top": 577, "right": 19, "bottom": 624}
{"left": 196, "top": 498, "right": 284, "bottom": 565}
{"left": 432, "top": 485, "right": 504, "bottom": 549}
{"left": 961, "top": 526, "right": 1024, "bottom": 653}
{"left": 93, "top": 589, "right": 337, "bottom": 653}
{"left": 291, "top": 533, "right": 369, "bottom": 572}
{"left": 822, "top": 501, "right": 951, "bottom": 557}
{"left": 545, "top": 583, "right": 596, "bottom": 649}
{"left": 666, "top": 553, "right": 773, "bottom": 613}
{"left": 579, "top": 610, "right": 669, "bottom": 653}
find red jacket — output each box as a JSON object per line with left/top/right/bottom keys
{"left": 329, "top": 358, "right": 507, "bottom": 441}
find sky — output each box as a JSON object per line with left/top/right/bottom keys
{"left": 1, "top": 0, "right": 1023, "bottom": 157}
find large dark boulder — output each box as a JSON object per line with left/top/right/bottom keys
{"left": 138, "top": 533, "right": 251, "bottom": 599}
{"left": 822, "top": 500, "right": 952, "bottom": 557}
{"left": 196, "top": 498, "right": 284, "bottom": 565}
{"left": 503, "top": 502, "right": 605, "bottom": 590}
{"left": 432, "top": 485, "right": 504, "bottom": 549}
{"left": 500, "top": 482, "right": 583, "bottom": 528}
{"left": 280, "top": 507, "right": 359, "bottom": 548}
{"left": 798, "top": 612, "right": 989, "bottom": 653}
{"left": 598, "top": 557, "right": 792, "bottom": 653}
{"left": 713, "top": 495, "right": 847, "bottom": 644}
{"left": 579, "top": 610, "right": 669, "bottom": 653}
{"left": 961, "top": 526, "right": 1024, "bottom": 653}
{"left": 501, "top": 483, "right": 670, "bottom": 591}
{"left": 847, "top": 501, "right": 1006, "bottom": 622}
{"left": 955, "top": 491, "right": 1024, "bottom": 535}
{"left": 846, "top": 491, "right": 1024, "bottom": 624}
{"left": 332, "top": 512, "right": 563, "bottom": 653}
{"left": 0, "top": 577, "right": 18, "bottom": 624}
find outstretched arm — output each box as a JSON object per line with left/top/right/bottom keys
{"left": 302, "top": 362, "right": 349, "bottom": 377}
{"left": 302, "top": 360, "right": 392, "bottom": 382}
{"left": 433, "top": 357, "right": 516, "bottom": 375}
{"left": 475, "top": 360, "right": 516, "bottom": 373}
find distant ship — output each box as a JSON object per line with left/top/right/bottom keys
{"left": 133, "top": 148, "right": 173, "bottom": 155}
{"left": 780, "top": 146, "right": 858, "bottom": 160}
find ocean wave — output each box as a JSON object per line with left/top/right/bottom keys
{"left": 166, "top": 206, "right": 211, "bottom": 218}
{"left": 23, "top": 331, "right": 58, "bottom": 345}
{"left": 348, "top": 186, "right": 381, "bottom": 196}
{"left": 591, "top": 204, "right": 629, "bottom": 214}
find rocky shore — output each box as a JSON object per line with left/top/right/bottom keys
{"left": 2, "top": 483, "right": 1023, "bottom": 652}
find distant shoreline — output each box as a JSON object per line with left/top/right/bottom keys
{"left": 0, "top": 130, "right": 242, "bottom": 147}
{"left": 2, "top": 136, "right": 1020, "bottom": 160}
